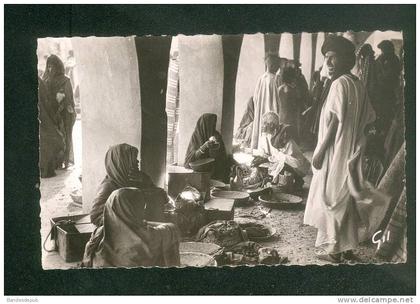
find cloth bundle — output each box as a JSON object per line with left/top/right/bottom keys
{"left": 196, "top": 220, "right": 247, "bottom": 248}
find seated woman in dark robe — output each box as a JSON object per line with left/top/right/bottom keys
{"left": 83, "top": 188, "right": 181, "bottom": 268}
{"left": 90, "top": 143, "right": 165, "bottom": 226}
{"left": 184, "top": 113, "right": 229, "bottom": 183}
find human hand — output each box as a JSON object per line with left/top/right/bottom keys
{"left": 312, "top": 150, "right": 324, "bottom": 170}
{"left": 251, "top": 156, "right": 268, "bottom": 167}
{"left": 56, "top": 92, "right": 65, "bottom": 103}
{"left": 200, "top": 141, "right": 212, "bottom": 152}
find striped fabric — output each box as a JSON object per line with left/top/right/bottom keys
{"left": 376, "top": 187, "right": 407, "bottom": 263}
{"left": 166, "top": 56, "right": 180, "bottom": 165}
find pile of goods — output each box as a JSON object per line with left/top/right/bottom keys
{"left": 174, "top": 186, "right": 207, "bottom": 236}
{"left": 230, "top": 165, "right": 267, "bottom": 191}
{"left": 195, "top": 220, "right": 286, "bottom": 266}
{"left": 196, "top": 220, "right": 247, "bottom": 248}
{"left": 238, "top": 222, "right": 272, "bottom": 239}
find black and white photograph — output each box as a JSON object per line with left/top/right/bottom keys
{"left": 38, "top": 30, "right": 406, "bottom": 269}
{"left": 4, "top": 3, "right": 416, "bottom": 298}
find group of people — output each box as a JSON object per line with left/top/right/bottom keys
{"left": 236, "top": 34, "right": 404, "bottom": 263}
{"left": 38, "top": 54, "right": 76, "bottom": 178}
{"left": 80, "top": 34, "right": 404, "bottom": 268}
{"left": 236, "top": 55, "right": 310, "bottom": 150}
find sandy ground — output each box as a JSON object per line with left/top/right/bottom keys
{"left": 40, "top": 122, "right": 380, "bottom": 269}
{"left": 40, "top": 119, "right": 84, "bottom": 269}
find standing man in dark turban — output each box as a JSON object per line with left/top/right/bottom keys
{"left": 304, "top": 35, "right": 376, "bottom": 263}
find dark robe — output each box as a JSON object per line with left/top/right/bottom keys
{"left": 383, "top": 106, "right": 405, "bottom": 168}
{"left": 374, "top": 53, "right": 402, "bottom": 134}
{"left": 83, "top": 188, "right": 180, "bottom": 268}
{"left": 184, "top": 113, "right": 229, "bottom": 182}
{"left": 234, "top": 97, "right": 254, "bottom": 147}
{"left": 90, "top": 143, "right": 164, "bottom": 226}
{"left": 43, "top": 72, "right": 76, "bottom": 167}
{"left": 309, "top": 78, "right": 332, "bottom": 137}
{"left": 278, "top": 83, "right": 300, "bottom": 141}
{"left": 38, "top": 77, "right": 65, "bottom": 177}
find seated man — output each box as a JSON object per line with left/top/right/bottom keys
{"left": 252, "top": 112, "right": 311, "bottom": 189}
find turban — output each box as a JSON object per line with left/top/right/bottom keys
{"left": 322, "top": 35, "right": 356, "bottom": 72}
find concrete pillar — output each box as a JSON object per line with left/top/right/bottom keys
{"left": 264, "top": 33, "right": 281, "bottom": 55}
{"left": 234, "top": 33, "right": 265, "bottom": 132}
{"left": 293, "top": 33, "right": 302, "bottom": 62}
{"left": 135, "top": 36, "right": 172, "bottom": 187}
{"left": 72, "top": 37, "right": 142, "bottom": 213}
{"left": 310, "top": 33, "right": 318, "bottom": 89}
{"left": 221, "top": 35, "right": 243, "bottom": 154}
{"left": 177, "top": 35, "right": 224, "bottom": 166}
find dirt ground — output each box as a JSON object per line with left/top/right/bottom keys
{"left": 40, "top": 124, "right": 380, "bottom": 269}
{"left": 40, "top": 119, "right": 83, "bottom": 269}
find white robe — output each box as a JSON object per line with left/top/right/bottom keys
{"left": 250, "top": 72, "right": 280, "bottom": 149}
{"left": 303, "top": 74, "right": 376, "bottom": 254}
{"left": 257, "top": 133, "right": 310, "bottom": 178}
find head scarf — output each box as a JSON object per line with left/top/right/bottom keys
{"left": 42, "top": 55, "right": 68, "bottom": 98}
{"left": 322, "top": 35, "right": 356, "bottom": 73}
{"left": 378, "top": 40, "right": 395, "bottom": 56}
{"left": 105, "top": 143, "right": 149, "bottom": 188}
{"left": 184, "top": 113, "right": 228, "bottom": 182}
{"left": 356, "top": 44, "right": 376, "bottom": 87}
{"left": 281, "top": 66, "right": 297, "bottom": 85}
{"left": 184, "top": 113, "right": 217, "bottom": 165}
{"left": 83, "top": 188, "right": 180, "bottom": 268}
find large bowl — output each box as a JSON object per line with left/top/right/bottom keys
{"left": 189, "top": 158, "right": 215, "bottom": 172}
{"left": 211, "top": 189, "right": 250, "bottom": 205}
{"left": 209, "top": 179, "right": 229, "bottom": 190}
{"left": 180, "top": 252, "right": 218, "bottom": 267}
{"left": 259, "top": 192, "right": 303, "bottom": 209}
{"left": 246, "top": 187, "right": 270, "bottom": 201}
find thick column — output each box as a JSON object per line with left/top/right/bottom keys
{"left": 310, "top": 33, "right": 318, "bottom": 89}
{"left": 135, "top": 36, "right": 172, "bottom": 187}
{"left": 72, "top": 37, "right": 142, "bottom": 212}
{"left": 178, "top": 35, "right": 224, "bottom": 166}
{"left": 293, "top": 33, "right": 302, "bottom": 62}
{"left": 264, "top": 33, "right": 281, "bottom": 55}
{"left": 221, "top": 35, "right": 243, "bottom": 154}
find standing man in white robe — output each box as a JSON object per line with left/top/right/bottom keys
{"left": 250, "top": 54, "right": 281, "bottom": 149}
{"left": 304, "top": 36, "right": 376, "bottom": 263}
